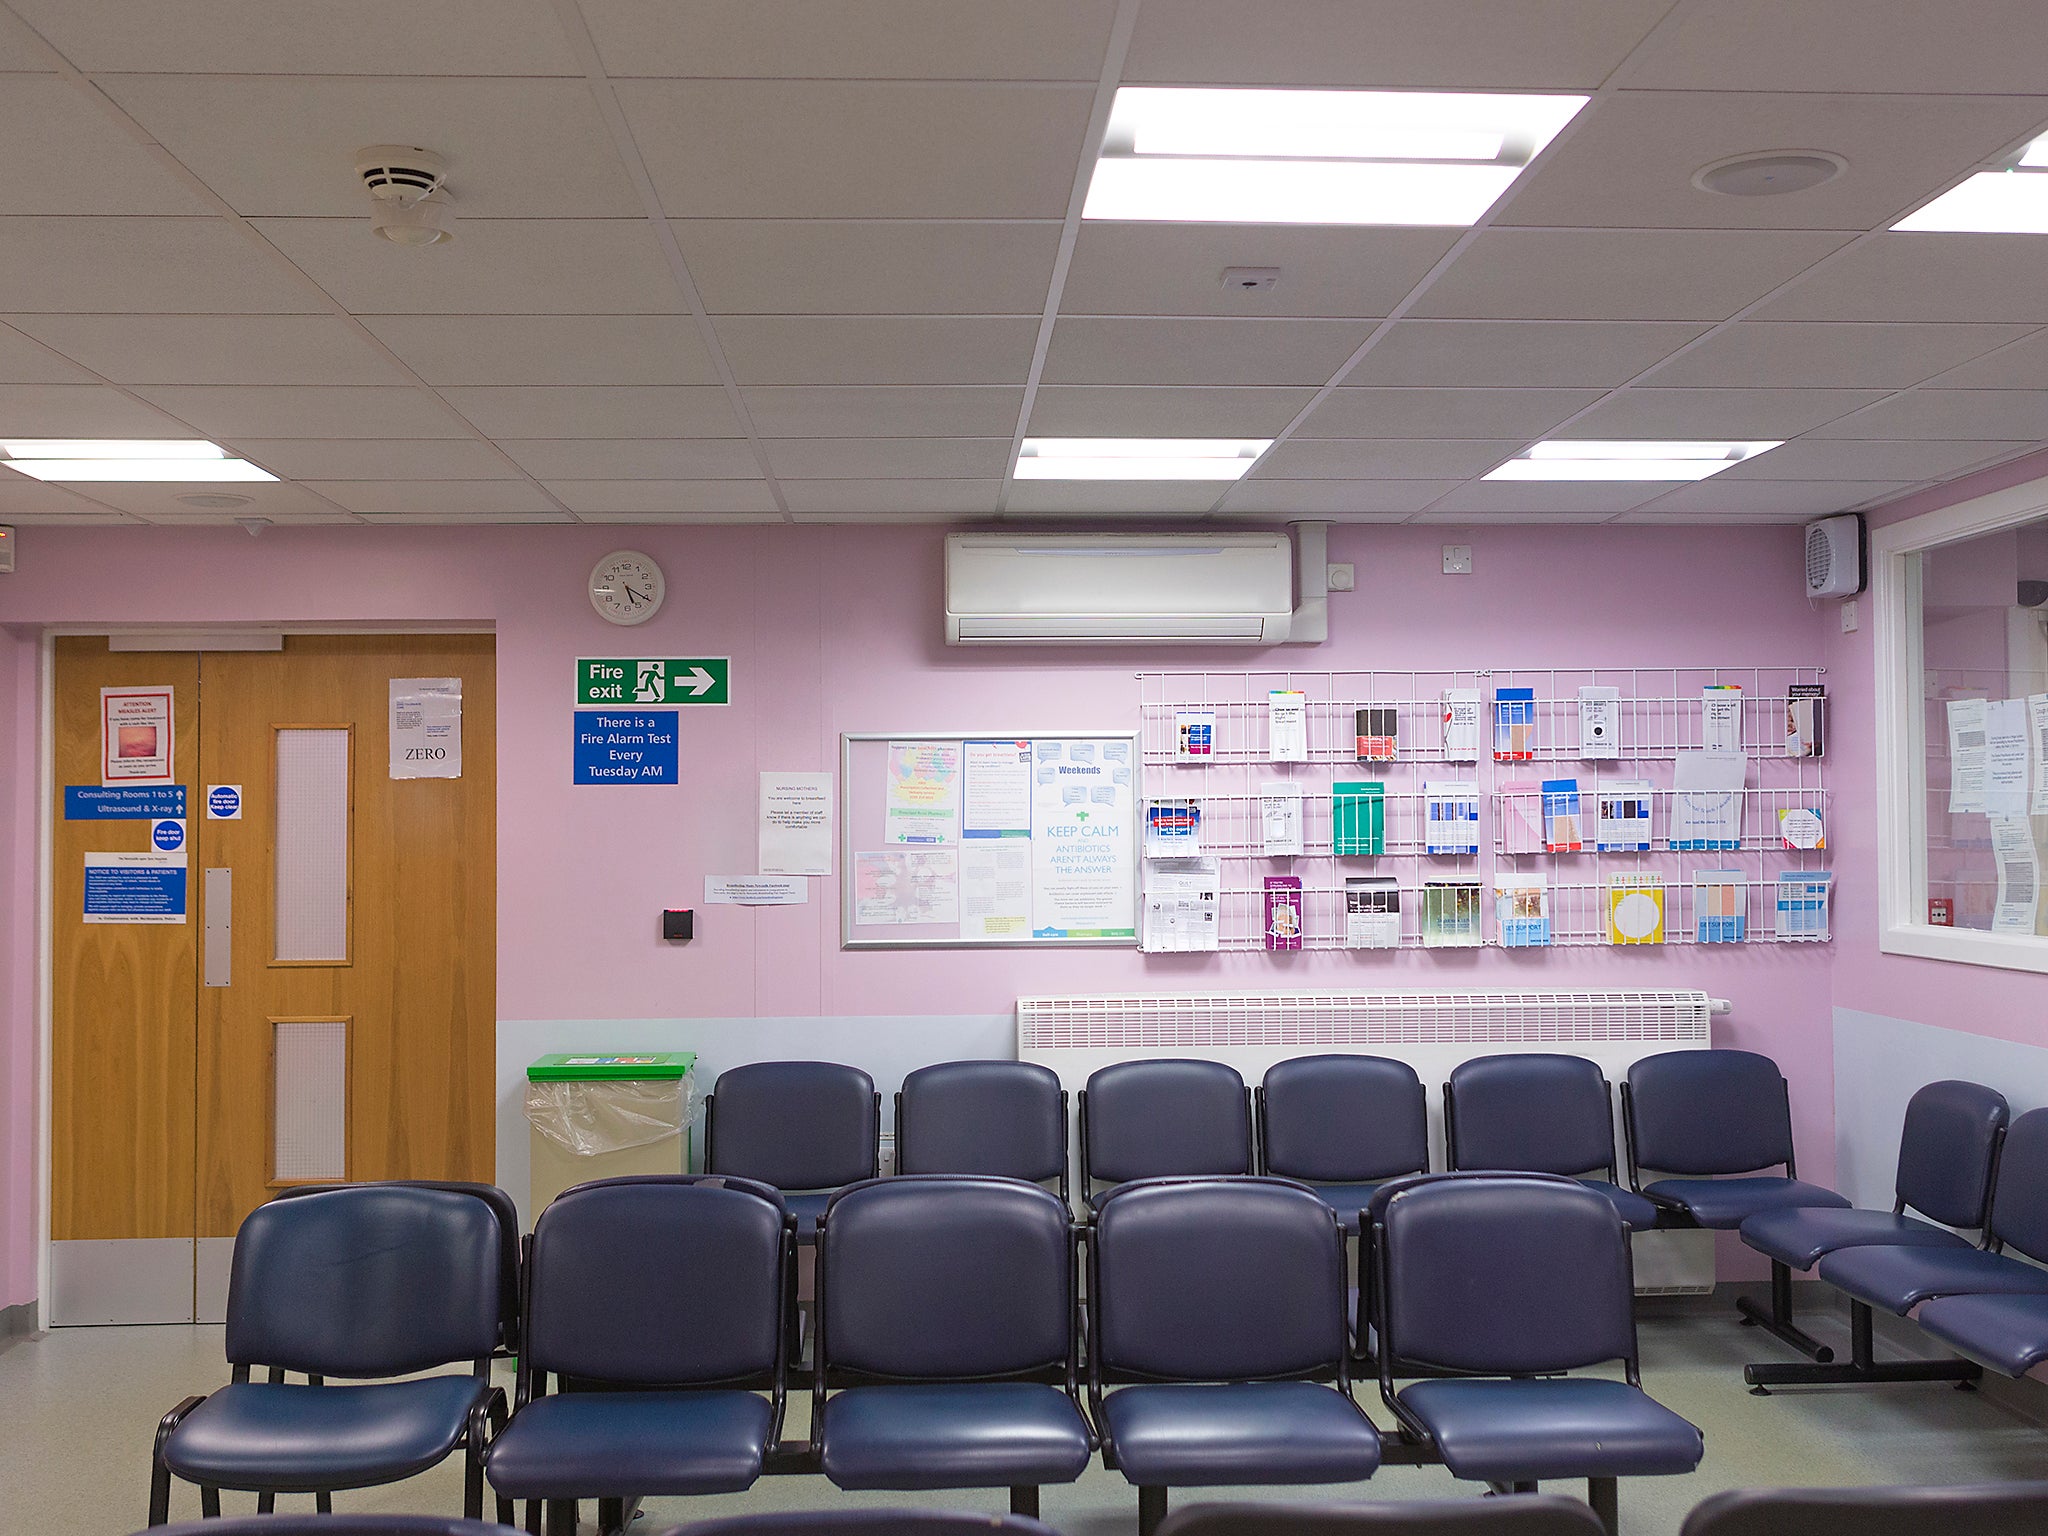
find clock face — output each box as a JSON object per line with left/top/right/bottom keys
{"left": 589, "top": 551, "right": 665, "bottom": 626}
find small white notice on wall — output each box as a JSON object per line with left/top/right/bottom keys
{"left": 706, "top": 875, "right": 810, "bottom": 906}
{"left": 390, "top": 678, "right": 462, "bottom": 780}
{"left": 102, "top": 686, "right": 174, "bottom": 786}
{"left": 759, "top": 772, "right": 833, "bottom": 875}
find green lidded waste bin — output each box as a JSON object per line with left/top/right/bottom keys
{"left": 525, "top": 1052, "right": 696, "bottom": 1214}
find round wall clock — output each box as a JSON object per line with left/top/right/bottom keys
{"left": 589, "top": 550, "right": 665, "bottom": 626}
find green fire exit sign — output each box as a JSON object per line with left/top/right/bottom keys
{"left": 577, "top": 658, "right": 731, "bottom": 706}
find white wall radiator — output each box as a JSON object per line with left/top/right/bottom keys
{"left": 1018, "top": 987, "right": 1724, "bottom": 1294}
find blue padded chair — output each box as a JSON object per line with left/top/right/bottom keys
{"left": 142, "top": 1523, "right": 519, "bottom": 1536}
{"left": 813, "top": 1176, "right": 1093, "bottom": 1516}
{"left": 1740, "top": 1079, "right": 2008, "bottom": 1392}
{"left": 1681, "top": 1482, "right": 2048, "bottom": 1536}
{"left": 1623, "top": 1049, "right": 1849, "bottom": 1360}
{"left": 895, "top": 1061, "right": 1069, "bottom": 1204}
{"left": 148, "top": 1186, "right": 505, "bottom": 1527}
{"left": 1089, "top": 1177, "right": 1383, "bottom": 1536}
{"left": 657, "top": 1514, "right": 1063, "bottom": 1536}
{"left": 1155, "top": 1499, "right": 1609, "bottom": 1536}
{"left": 1374, "top": 1174, "right": 1702, "bottom": 1535}
{"left": 705, "top": 1061, "right": 880, "bottom": 1239}
{"left": 1258, "top": 1055, "right": 1430, "bottom": 1235}
{"left": 1080, "top": 1060, "right": 1253, "bottom": 1212}
{"left": 268, "top": 1181, "right": 524, "bottom": 1356}
{"left": 1814, "top": 1107, "right": 2048, "bottom": 1370}
{"left": 1917, "top": 1290, "right": 2048, "bottom": 1387}
{"left": 483, "top": 1176, "right": 791, "bottom": 1536}
{"left": 1443, "top": 1055, "right": 1656, "bottom": 1233}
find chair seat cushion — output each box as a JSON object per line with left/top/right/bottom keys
{"left": 1643, "top": 1176, "right": 1849, "bottom": 1229}
{"left": 820, "top": 1383, "right": 1093, "bottom": 1490}
{"left": 1580, "top": 1180, "right": 1660, "bottom": 1232}
{"left": 1916, "top": 1292, "right": 2048, "bottom": 1378}
{"left": 1741, "top": 1206, "right": 1971, "bottom": 1271}
{"left": 484, "top": 1390, "right": 772, "bottom": 1498}
{"left": 1099, "top": 1381, "right": 1382, "bottom": 1487}
{"left": 1398, "top": 1378, "right": 1703, "bottom": 1483}
{"left": 163, "top": 1377, "right": 487, "bottom": 1492}
{"left": 1816, "top": 1244, "right": 2048, "bottom": 1315}
{"left": 1298, "top": 1183, "right": 1384, "bottom": 1233}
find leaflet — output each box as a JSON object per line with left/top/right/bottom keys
{"left": 1991, "top": 816, "right": 2041, "bottom": 935}
{"left": 1595, "top": 778, "right": 1653, "bottom": 852}
{"left": 1669, "top": 749, "right": 1746, "bottom": 851}
{"left": 1343, "top": 875, "right": 1401, "bottom": 949}
{"left": 1260, "top": 783, "right": 1305, "bottom": 857}
{"left": 1144, "top": 799, "right": 1201, "bottom": 858}
{"left": 2031, "top": 695, "right": 2048, "bottom": 815}
{"left": 1142, "top": 857, "right": 1220, "bottom": 953}
{"left": 1702, "top": 685, "right": 1744, "bottom": 753}
{"left": 1494, "top": 873, "right": 1551, "bottom": 948}
{"left": 960, "top": 840, "right": 1032, "bottom": 940}
{"left": 885, "top": 740, "right": 961, "bottom": 844}
{"left": 1268, "top": 690, "right": 1308, "bottom": 763}
{"left": 1947, "top": 698, "right": 1989, "bottom": 813}
{"left": 1441, "top": 689, "right": 1480, "bottom": 761}
{"left": 1579, "top": 686, "right": 1620, "bottom": 759}
{"left": 1984, "top": 697, "right": 2031, "bottom": 819}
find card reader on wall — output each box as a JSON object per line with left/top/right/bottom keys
{"left": 663, "top": 909, "right": 694, "bottom": 942}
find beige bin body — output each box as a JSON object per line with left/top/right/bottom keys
{"left": 525, "top": 1072, "right": 691, "bottom": 1214}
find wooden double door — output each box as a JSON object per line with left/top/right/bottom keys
{"left": 49, "top": 634, "right": 495, "bottom": 1323}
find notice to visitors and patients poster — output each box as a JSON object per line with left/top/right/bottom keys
{"left": 885, "top": 740, "right": 961, "bottom": 844}
{"left": 102, "top": 686, "right": 174, "bottom": 786}
{"left": 390, "top": 677, "right": 462, "bottom": 780}
{"left": 759, "top": 771, "right": 833, "bottom": 876}
{"left": 1029, "top": 738, "right": 1135, "bottom": 939}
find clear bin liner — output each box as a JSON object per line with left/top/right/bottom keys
{"left": 524, "top": 1078, "right": 690, "bottom": 1157}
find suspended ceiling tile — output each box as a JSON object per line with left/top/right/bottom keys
{"left": 673, "top": 221, "right": 1063, "bottom": 317}
{"left": 541, "top": 480, "right": 780, "bottom": 514}
{"left": 1059, "top": 224, "right": 1457, "bottom": 319}
{"left": 1296, "top": 387, "right": 1602, "bottom": 440}
{"left": 1341, "top": 321, "right": 1708, "bottom": 388}
{"left": 1004, "top": 481, "right": 1226, "bottom": 513}
{"left": 65, "top": 479, "right": 350, "bottom": 517}
{"left": 0, "top": 476, "right": 118, "bottom": 514}
{"left": 582, "top": 511, "right": 788, "bottom": 525}
{"left": 1216, "top": 479, "right": 1462, "bottom": 514}
{"left": 743, "top": 386, "right": 1025, "bottom": 438}
{"left": 1408, "top": 510, "right": 1620, "bottom": 524}
{"left": 1249, "top": 439, "right": 1521, "bottom": 479}
{"left": 302, "top": 480, "right": 561, "bottom": 515}
{"left": 764, "top": 437, "right": 1013, "bottom": 480}
{"left": 1643, "top": 322, "right": 2034, "bottom": 390}
{"left": 355, "top": 509, "right": 576, "bottom": 524}
{"left": 1027, "top": 386, "right": 1316, "bottom": 436}
{"left": 1720, "top": 438, "right": 2033, "bottom": 481}
{"left": 1930, "top": 331, "right": 2048, "bottom": 389}
{"left": 129, "top": 384, "right": 473, "bottom": 439}
{"left": 616, "top": 80, "right": 1094, "bottom": 219}
{"left": 712, "top": 316, "right": 1041, "bottom": 386}
{"left": 1500, "top": 90, "right": 2048, "bottom": 231}
{"left": 0, "top": 79, "right": 214, "bottom": 214}
{"left": 0, "top": 325, "right": 97, "bottom": 384}
{"left": 0, "top": 382, "right": 190, "bottom": 436}
{"left": 6, "top": 0, "right": 581, "bottom": 73}
{"left": 1755, "top": 235, "right": 2048, "bottom": 324}
{"left": 1408, "top": 229, "right": 1854, "bottom": 321}
{"left": 251, "top": 218, "right": 684, "bottom": 315}
{"left": 1629, "top": 479, "right": 1916, "bottom": 516}
{"left": 10, "top": 315, "right": 411, "bottom": 386}
{"left": 358, "top": 315, "right": 719, "bottom": 387}
{"left": 1124, "top": 0, "right": 1666, "bottom": 88}
{"left": 1423, "top": 480, "right": 1672, "bottom": 514}
{"left": 583, "top": 0, "right": 1118, "bottom": 79}
{"left": 1804, "top": 390, "right": 2048, "bottom": 441}
{"left": 438, "top": 386, "right": 741, "bottom": 439}
{"left": 499, "top": 439, "right": 763, "bottom": 480}
{"left": 224, "top": 438, "right": 523, "bottom": 481}
{"left": 5, "top": 510, "right": 143, "bottom": 525}
{"left": 1042, "top": 318, "right": 1376, "bottom": 387}
{"left": 1556, "top": 386, "right": 1887, "bottom": 439}
{"left": 781, "top": 480, "right": 1002, "bottom": 514}
{"left": 0, "top": 217, "right": 320, "bottom": 313}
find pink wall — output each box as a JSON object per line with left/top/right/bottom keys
{"left": 0, "top": 518, "right": 1835, "bottom": 1301}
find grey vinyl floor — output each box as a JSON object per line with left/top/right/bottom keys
{"left": 6, "top": 1299, "right": 2048, "bottom": 1536}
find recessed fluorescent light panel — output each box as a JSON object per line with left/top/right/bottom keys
{"left": 1895, "top": 130, "right": 2048, "bottom": 232}
{"left": 1017, "top": 438, "right": 1272, "bottom": 481}
{"left": 1485, "top": 441, "right": 1781, "bottom": 482}
{"left": 0, "top": 439, "right": 277, "bottom": 482}
{"left": 1083, "top": 87, "right": 1587, "bottom": 225}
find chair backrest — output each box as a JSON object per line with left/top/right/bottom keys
{"left": 1084, "top": 1059, "right": 1251, "bottom": 1186}
{"left": 268, "top": 1180, "right": 522, "bottom": 1351}
{"left": 1259, "top": 1054, "right": 1429, "bottom": 1183}
{"left": 895, "top": 1061, "right": 1066, "bottom": 1184}
{"left": 1093, "top": 1177, "right": 1345, "bottom": 1381}
{"left": 1377, "top": 1174, "right": 1635, "bottom": 1376}
{"left": 1156, "top": 1498, "right": 1609, "bottom": 1536}
{"left": 140, "top": 1520, "right": 528, "bottom": 1536}
{"left": 1447, "top": 1054, "right": 1615, "bottom": 1178}
{"left": 1990, "top": 1108, "right": 2048, "bottom": 1262}
{"left": 1894, "top": 1080, "right": 2009, "bottom": 1228}
{"left": 655, "top": 1513, "right": 1063, "bottom": 1536}
{"left": 524, "top": 1176, "right": 786, "bottom": 1385}
{"left": 1681, "top": 1483, "right": 2048, "bottom": 1536}
{"left": 707, "top": 1060, "right": 878, "bottom": 1191}
{"left": 1626, "top": 1049, "right": 1794, "bottom": 1176}
{"left": 225, "top": 1185, "right": 499, "bottom": 1377}
{"left": 819, "top": 1176, "right": 1072, "bottom": 1380}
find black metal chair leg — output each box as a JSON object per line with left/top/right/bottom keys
{"left": 200, "top": 1487, "right": 221, "bottom": 1520}
{"left": 256, "top": 1493, "right": 275, "bottom": 1515}
{"left": 546, "top": 1499, "right": 578, "bottom": 1536}
{"left": 1745, "top": 1298, "right": 1983, "bottom": 1391}
{"left": 316, "top": 1492, "right": 332, "bottom": 1515}
{"left": 1010, "top": 1487, "right": 1040, "bottom": 1518}
{"left": 1733, "top": 1260, "right": 1835, "bottom": 1363}
{"left": 599, "top": 1498, "right": 625, "bottom": 1534}
{"left": 525, "top": 1501, "right": 543, "bottom": 1536}
{"left": 147, "top": 1462, "right": 173, "bottom": 1527}
{"left": 1589, "top": 1478, "right": 1618, "bottom": 1535}
{"left": 1139, "top": 1486, "right": 1169, "bottom": 1536}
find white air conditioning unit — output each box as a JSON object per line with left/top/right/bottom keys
{"left": 945, "top": 532, "right": 1294, "bottom": 645}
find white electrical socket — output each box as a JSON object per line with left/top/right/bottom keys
{"left": 1327, "top": 562, "right": 1355, "bottom": 592}
{"left": 1442, "top": 544, "right": 1473, "bottom": 575}
{"left": 1840, "top": 598, "right": 1859, "bottom": 634}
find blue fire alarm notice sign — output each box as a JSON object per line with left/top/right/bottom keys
{"left": 573, "top": 710, "right": 679, "bottom": 785}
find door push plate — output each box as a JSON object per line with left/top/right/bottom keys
{"left": 203, "top": 867, "right": 231, "bottom": 987}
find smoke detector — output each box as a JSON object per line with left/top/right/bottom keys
{"left": 1692, "top": 150, "right": 1846, "bottom": 198}
{"left": 354, "top": 145, "right": 455, "bottom": 246}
